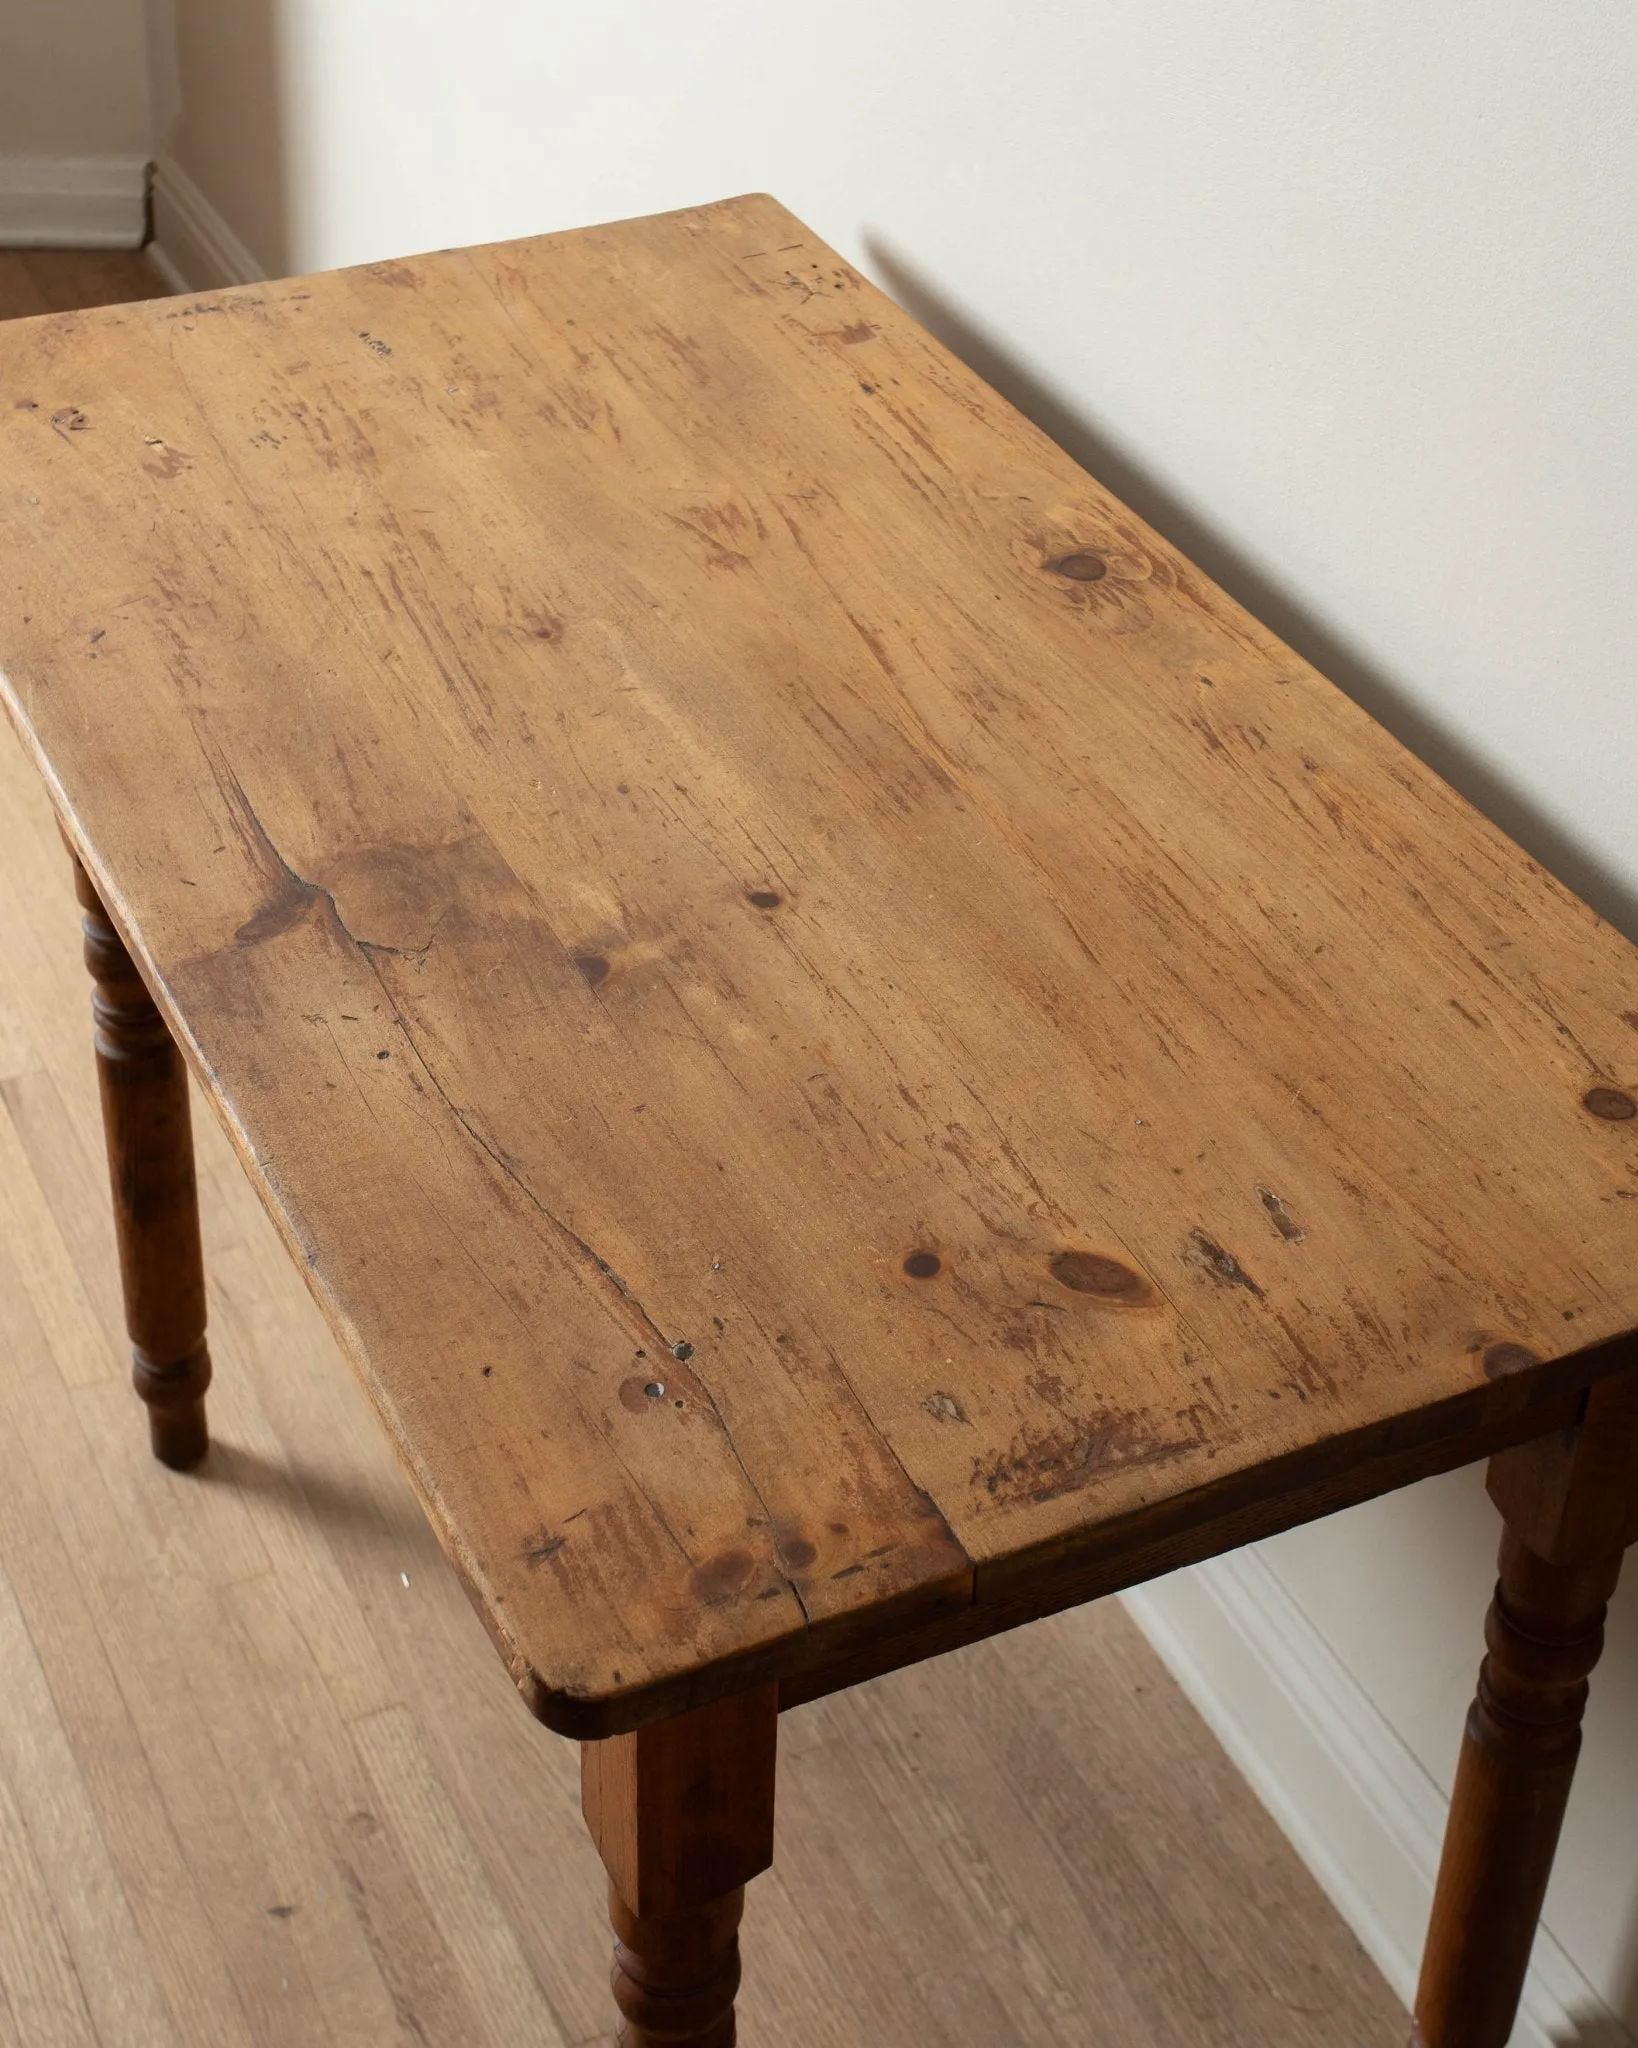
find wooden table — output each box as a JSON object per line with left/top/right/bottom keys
{"left": 2, "top": 195, "right": 1634, "bottom": 2048}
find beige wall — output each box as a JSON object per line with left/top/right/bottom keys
{"left": 148, "top": 0, "right": 289, "bottom": 275}
{"left": 0, "top": 0, "right": 149, "bottom": 158}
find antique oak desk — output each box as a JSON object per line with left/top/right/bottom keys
{"left": 3, "top": 196, "right": 1636, "bottom": 2047}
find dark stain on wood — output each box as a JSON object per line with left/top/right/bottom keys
{"left": 1583, "top": 1085, "right": 1636, "bottom": 1122}
{"left": 1048, "top": 1249, "right": 1156, "bottom": 1305}
{"left": 1483, "top": 1343, "right": 1541, "bottom": 1381}
{"left": 690, "top": 1550, "right": 755, "bottom": 1604}
{"left": 1183, "top": 1229, "right": 1265, "bottom": 1299}
{"left": 1045, "top": 550, "right": 1106, "bottom": 582}
{"left": 975, "top": 1404, "right": 1202, "bottom": 1506}
{"left": 234, "top": 868, "right": 325, "bottom": 947}
{"left": 903, "top": 1250, "right": 942, "bottom": 1279}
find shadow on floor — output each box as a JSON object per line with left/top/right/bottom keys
{"left": 861, "top": 231, "right": 1638, "bottom": 945}
{"left": 196, "top": 1439, "right": 428, "bottom": 1551}
{"left": 1553, "top": 2018, "right": 1637, "bottom": 2047}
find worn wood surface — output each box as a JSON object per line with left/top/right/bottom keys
{"left": 0, "top": 676, "right": 1407, "bottom": 2043}
{"left": 3, "top": 195, "right": 1638, "bottom": 1732}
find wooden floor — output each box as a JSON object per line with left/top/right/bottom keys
{"left": 0, "top": 247, "right": 169, "bottom": 319}
{"left": 0, "top": 247, "right": 1407, "bottom": 2047}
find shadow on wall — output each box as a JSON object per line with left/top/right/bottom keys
{"left": 1621, "top": 1928, "right": 1638, "bottom": 2041}
{"left": 148, "top": 0, "right": 293, "bottom": 280}
{"left": 863, "top": 233, "right": 1638, "bottom": 2044}
{"left": 1557, "top": 2019, "right": 1638, "bottom": 2047}
{"left": 862, "top": 233, "right": 1638, "bottom": 948}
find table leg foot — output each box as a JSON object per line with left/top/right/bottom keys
{"left": 582, "top": 1684, "right": 778, "bottom": 2048}
{"left": 72, "top": 854, "right": 214, "bottom": 1469}
{"left": 1414, "top": 1370, "right": 1638, "bottom": 2047}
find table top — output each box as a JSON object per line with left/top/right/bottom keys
{"left": 3, "top": 195, "right": 1637, "bottom": 1735}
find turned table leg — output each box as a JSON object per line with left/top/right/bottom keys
{"left": 71, "top": 855, "right": 213, "bottom": 1469}
{"left": 582, "top": 1684, "right": 778, "bottom": 2046}
{"left": 1414, "top": 1369, "right": 1638, "bottom": 2047}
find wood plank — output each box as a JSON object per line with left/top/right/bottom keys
{"left": 0, "top": 1568, "right": 176, "bottom": 2047}
{"left": 0, "top": 250, "right": 166, "bottom": 324}
{"left": 348, "top": 1705, "right": 568, "bottom": 2047}
{"left": 2, "top": 196, "right": 1635, "bottom": 1729}
{"left": 0, "top": 1253, "right": 254, "bottom": 2046}
{"left": 0, "top": 1093, "right": 121, "bottom": 1388}
{"left": 0, "top": 1751, "right": 96, "bottom": 2048}
{"left": 223, "top": 1574, "right": 496, "bottom": 2047}
{"left": 0, "top": 991, "right": 32, "bottom": 1080}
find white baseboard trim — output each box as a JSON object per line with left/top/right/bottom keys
{"left": 149, "top": 155, "right": 267, "bottom": 292}
{"left": 0, "top": 155, "right": 149, "bottom": 249}
{"left": 1124, "top": 1552, "right": 1631, "bottom": 2048}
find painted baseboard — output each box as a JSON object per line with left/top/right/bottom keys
{"left": 149, "top": 156, "right": 267, "bottom": 292}
{"left": 0, "top": 155, "right": 149, "bottom": 249}
{"left": 1124, "top": 1552, "right": 1631, "bottom": 2048}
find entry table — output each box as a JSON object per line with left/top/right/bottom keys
{"left": 2, "top": 196, "right": 1635, "bottom": 2047}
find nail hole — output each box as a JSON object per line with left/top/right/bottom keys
{"left": 923, "top": 1390, "right": 969, "bottom": 1424}
{"left": 644, "top": 1381, "right": 666, "bottom": 1399}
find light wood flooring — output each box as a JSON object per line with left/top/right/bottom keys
{"left": 0, "top": 247, "right": 170, "bottom": 320}
{"left": 0, "top": 246, "right": 1407, "bottom": 2046}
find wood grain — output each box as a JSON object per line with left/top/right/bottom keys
{"left": 71, "top": 854, "right": 213, "bottom": 1467}
{"left": 0, "top": 356, "right": 1407, "bottom": 2046}
{"left": 3, "top": 197, "right": 1637, "bottom": 1731}
{"left": 1415, "top": 1367, "right": 1638, "bottom": 2046}
{"left": 1414, "top": 1532, "right": 1625, "bottom": 2048}
{"left": 583, "top": 1686, "right": 777, "bottom": 2044}
{"left": 0, "top": 460, "right": 1408, "bottom": 2048}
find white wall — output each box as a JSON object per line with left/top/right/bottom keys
{"left": 0, "top": 0, "right": 151, "bottom": 244}
{"left": 149, "top": 3, "right": 1638, "bottom": 2035}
